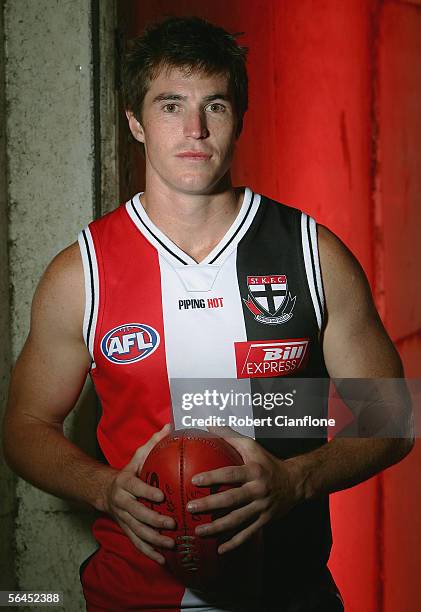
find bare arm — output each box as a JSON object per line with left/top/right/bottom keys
{"left": 2, "top": 243, "right": 113, "bottom": 509}
{"left": 3, "top": 243, "right": 175, "bottom": 563}
{"left": 286, "top": 224, "right": 414, "bottom": 501}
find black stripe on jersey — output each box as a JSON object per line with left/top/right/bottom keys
{"left": 235, "top": 195, "right": 330, "bottom": 443}
{"left": 235, "top": 195, "right": 332, "bottom": 577}
{"left": 208, "top": 192, "right": 255, "bottom": 264}
{"left": 130, "top": 199, "right": 189, "bottom": 265}
{"left": 306, "top": 216, "right": 323, "bottom": 325}
{"left": 82, "top": 229, "right": 95, "bottom": 351}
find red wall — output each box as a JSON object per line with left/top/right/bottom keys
{"left": 119, "top": 1, "right": 421, "bottom": 610}
{"left": 377, "top": 4, "right": 421, "bottom": 611}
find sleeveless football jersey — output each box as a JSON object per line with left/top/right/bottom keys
{"left": 78, "top": 188, "right": 332, "bottom": 611}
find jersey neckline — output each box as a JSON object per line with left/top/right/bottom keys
{"left": 125, "top": 187, "right": 261, "bottom": 267}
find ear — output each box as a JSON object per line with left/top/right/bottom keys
{"left": 126, "top": 110, "right": 145, "bottom": 143}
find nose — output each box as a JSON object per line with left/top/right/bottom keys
{"left": 183, "top": 110, "right": 209, "bottom": 139}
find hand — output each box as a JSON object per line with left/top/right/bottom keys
{"left": 103, "top": 423, "right": 176, "bottom": 564}
{"left": 186, "top": 429, "right": 300, "bottom": 554}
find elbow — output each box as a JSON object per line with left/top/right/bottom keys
{"left": 2, "top": 416, "right": 17, "bottom": 472}
{"left": 2, "top": 411, "right": 28, "bottom": 474}
{"left": 400, "top": 412, "right": 416, "bottom": 459}
{"left": 403, "top": 434, "right": 415, "bottom": 457}
{"left": 392, "top": 435, "right": 415, "bottom": 464}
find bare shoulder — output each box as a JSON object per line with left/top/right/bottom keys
{"left": 37, "top": 241, "right": 83, "bottom": 287}
{"left": 317, "top": 224, "right": 367, "bottom": 290}
{"left": 317, "top": 224, "right": 374, "bottom": 319}
{"left": 31, "top": 241, "right": 85, "bottom": 340}
{"left": 7, "top": 241, "right": 91, "bottom": 426}
{"left": 317, "top": 225, "right": 402, "bottom": 377}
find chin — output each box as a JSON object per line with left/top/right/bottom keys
{"left": 172, "top": 174, "right": 220, "bottom": 195}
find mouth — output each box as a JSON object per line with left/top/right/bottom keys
{"left": 176, "top": 151, "right": 212, "bottom": 161}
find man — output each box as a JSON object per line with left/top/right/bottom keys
{"left": 3, "top": 16, "right": 413, "bottom": 612}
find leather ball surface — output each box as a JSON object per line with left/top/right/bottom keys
{"left": 139, "top": 428, "right": 253, "bottom": 591}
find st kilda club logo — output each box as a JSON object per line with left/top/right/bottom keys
{"left": 101, "top": 323, "right": 160, "bottom": 364}
{"left": 243, "top": 274, "right": 296, "bottom": 325}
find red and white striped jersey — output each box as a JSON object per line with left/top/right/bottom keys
{"left": 78, "top": 188, "right": 331, "bottom": 611}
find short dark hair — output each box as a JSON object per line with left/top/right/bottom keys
{"left": 122, "top": 16, "right": 248, "bottom": 134}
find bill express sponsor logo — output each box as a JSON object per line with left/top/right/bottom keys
{"left": 101, "top": 323, "right": 160, "bottom": 364}
{"left": 235, "top": 338, "right": 309, "bottom": 378}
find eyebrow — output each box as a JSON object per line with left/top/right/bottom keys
{"left": 152, "top": 93, "right": 231, "bottom": 103}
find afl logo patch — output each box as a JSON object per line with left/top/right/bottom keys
{"left": 101, "top": 323, "right": 160, "bottom": 364}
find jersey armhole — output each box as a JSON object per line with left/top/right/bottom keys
{"left": 77, "top": 227, "right": 99, "bottom": 368}
{"left": 300, "top": 213, "right": 325, "bottom": 331}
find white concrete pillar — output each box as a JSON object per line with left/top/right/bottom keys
{"left": 0, "top": 0, "right": 15, "bottom": 592}
{"left": 1, "top": 1, "right": 117, "bottom": 608}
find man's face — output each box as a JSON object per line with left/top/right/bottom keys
{"left": 127, "top": 66, "right": 239, "bottom": 195}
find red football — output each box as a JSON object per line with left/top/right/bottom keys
{"left": 139, "top": 428, "right": 258, "bottom": 591}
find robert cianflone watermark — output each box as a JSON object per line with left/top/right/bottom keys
{"left": 169, "top": 377, "right": 417, "bottom": 440}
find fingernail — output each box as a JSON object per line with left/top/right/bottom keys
{"left": 192, "top": 475, "right": 203, "bottom": 485}
{"left": 164, "top": 519, "right": 173, "bottom": 529}
{"left": 187, "top": 502, "right": 196, "bottom": 512}
{"left": 196, "top": 525, "right": 209, "bottom": 535}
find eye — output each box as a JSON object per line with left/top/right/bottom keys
{"left": 163, "top": 103, "right": 179, "bottom": 113}
{"left": 206, "top": 103, "right": 226, "bottom": 113}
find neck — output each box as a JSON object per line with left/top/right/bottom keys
{"left": 140, "top": 175, "right": 243, "bottom": 263}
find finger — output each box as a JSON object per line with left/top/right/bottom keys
{"left": 127, "top": 500, "right": 176, "bottom": 530}
{"left": 122, "top": 525, "right": 167, "bottom": 565}
{"left": 206, "top": 424, "right": 244, "bottom": 438}
{"left": 206, "top": 425, "right": 253, "bottom": 455}
{"left": 191, "top": 464, "right": 250, "bottom": 487}
{"left": 221, "top": 434, "right": 257, "bottom": 461}
{"left": 141, "top": 423, "right": 172, "bottom": 459}
{"left": 187, "top": 484, "right": 252, "bottom": 514}
{"left": 195, "top": 501, "right": 261, "bottom": 537}
{"left": 119, "top": 509, "right": 175, "bottom": 550}
{"left": 122, "top": 474, "right": 167, "bottom": 503}
{"left": 126, "top": 423, "right": 172, "bottom": 472}
{"left": 217, "top": 518, "right": 264, "bottom": 555}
